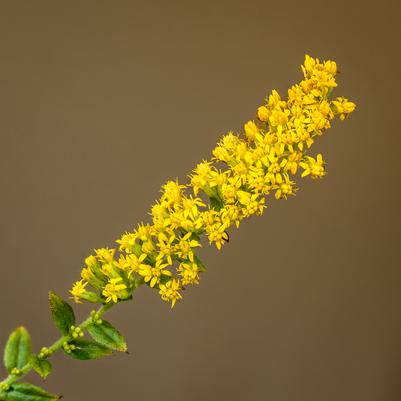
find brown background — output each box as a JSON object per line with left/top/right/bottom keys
{"left": 0, "top": 1, "right": 400, "bottom": 400}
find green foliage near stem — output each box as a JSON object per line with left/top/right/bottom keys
{"left": 64, "top": 339, "right": 112, "bottom": 360}
{"left": 48, "top": 292, "right": 76, "bottom": 336}
{"left": 3, "top": 327, "right": 31, "bottom": 374}
{"left": 0, "top": 382, "right": 61, "bottom": 401}
{"left": 87, "top": 321, "right": 128, "bottom": 353}
{"left": 0, "top": 298, "right": 121, "bottom": 399}
{"left": 29, "top": 356, "right": 52, "bottom": 380}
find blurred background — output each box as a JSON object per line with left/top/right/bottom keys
{"left": 0, "top": 1, "right": 400, "bottom": 400}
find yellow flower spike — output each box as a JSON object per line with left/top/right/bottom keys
{"left": 0, "top": 56, "right": 357, "bottom": 400}
{"left": 69, "top": 55, "right": 355, "bottom": 308}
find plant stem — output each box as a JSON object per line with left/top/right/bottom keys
{"left": 0, "top": 303, "right": 113, "bottom": 388}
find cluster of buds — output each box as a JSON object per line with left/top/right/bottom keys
{"left": 62, "top": 342, "right": 77, "bottom": 354}
{"left": 10, "top": 368, "right": 21, "bottom": 376}
{"left": 69, "top": 326, "right": 84, "bottom": 339}
{"left": 90, "top": 310, "right": 103, "bottom": 325}
{"left": 38, "top": 347, "right": 52, "bottom": 359}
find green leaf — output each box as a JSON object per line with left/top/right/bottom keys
{"left": 48, "top": 292, "right": 75, "bottom": 335}
{"left": 193, "top": 255, "right": 206, "bottom": 272}
{"left": 87, "top": 320, "right": 128, "bottom": 352}
{"left": 0, "top": 382, "right": 61, "bottom": 401}
{"left": 65, "top": 339, "right": 112, "bottom": 360}
{"left": 209, "top": 196, "right": 224, "bottom": 211}
{"left": 29, "top": 356, "right": 52, "bottom": 379}
{"left": 3, "top": 327, "right": 31, "bottom": 373}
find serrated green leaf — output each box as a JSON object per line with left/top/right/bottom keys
{"left": 48, "top": 291, "right": 75, "bottom": 335}
{"left": 0, "top": 382, "right": 61, "bottom": 401}
{"left": 29, "top": 356, "right": 52, "bottom": 379}
{"left": 3, "top": 327, "right": 31, "bottom": 373}
{"left": 87, "top": 320, "right": 127, "bottom": 352}
{"left": 65, "top": 339, "right": 112, "bottom": 360}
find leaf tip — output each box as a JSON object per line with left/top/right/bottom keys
{"left": 15, "top": 325, "right": 28, "bottom": 333}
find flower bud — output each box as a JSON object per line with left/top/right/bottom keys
{"left": 257, "top": 105, "right": 270, "bottom": 122}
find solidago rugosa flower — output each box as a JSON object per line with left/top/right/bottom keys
{"left": 70, "top": 55, "right": 356, "bottom": 308}
{"left": 0, "top": 55, "right": 355, "bottom": 401}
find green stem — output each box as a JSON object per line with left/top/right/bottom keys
{"left": 0, "top": 303, "right": 113, "bottom": 388}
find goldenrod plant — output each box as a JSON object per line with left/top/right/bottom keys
{"left": 0, "top": 55, "right": 355, "bottom": 400}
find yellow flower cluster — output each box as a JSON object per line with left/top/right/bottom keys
{"left": 70, "top": 55, "right": 355, "bottom": 307}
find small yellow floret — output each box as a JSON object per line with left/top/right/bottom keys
{"left": 102, "top": 278, "right": 127, "bottom": 303}
{"left": 158, "top": 279, "right": 182, "bottom": 307}
{"left": 70, "top": 280, "right": 88, "bottom": 303}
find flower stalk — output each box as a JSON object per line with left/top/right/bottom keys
{"left": 0, "top": 55, "right": 355, "bottom": 400}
